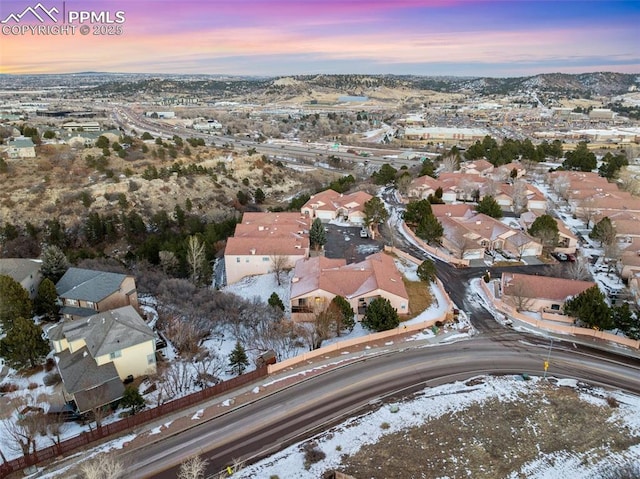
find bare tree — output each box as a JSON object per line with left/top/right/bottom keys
{"left": 300, "top": 305, "right": 337, "bottom": 350}
{"left": 178, "top": 455, "right": 208, "bottom": 479}
{"left": 483, "top": 178, "right": 499, "bottom": 198}
{"left": 158, "top": 250, "right": 180, "bottom": 276}
{"left": 1, "top": 416, "right": 38, "bottom": 456}
{"left": 566, "top": 256, "right": 593, "bottom": 281}
{"left": 616, "top": 166, "right": 640, "bottom": 196}
{"left": 157, "top": 360, "right": 194, "bottom": 399}
{"left": 186, "top": 235, "right": 206, "bottom": 285}
{"left": 161, "top": 314, "right": 202, "bottom": 355}
{"left": 505, "top": 280, "right": 535, "bottom": 312}
{"left": 577, "top": 197, "right": 597, "bottom": 228}
{"left": 193, "top": 350, "right": 226, "bottom": 387}
{"left": 270, "top": 254, "right": 291, "bottom": 286}
{"left": 550, "top": 174, "right": 570, "bottom": 202}
{"left": 79, "top": 453, "right": 124, "bottom": 479}
{"left": 440, "top": 153, "right": 459, "bottom": 173}
{"left": 449, "top": 231, "right": 475, "bottom": 260}
{"left": 511, "top": 180, "right": 529, "bottom": 216}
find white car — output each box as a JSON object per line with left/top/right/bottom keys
{"left": 360, "top": 228, "right": 368, "bottom": 238}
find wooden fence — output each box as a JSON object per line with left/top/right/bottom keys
{"left": 0, "top": 367, "right": 268, "bottom": 478}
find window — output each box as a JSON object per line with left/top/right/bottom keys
{"left": 109, "top": 350, "right": 122, "bottom": 360}
{"left": 147, "top": 353, "right": 156, "bottom": 365}
{"left": 236, "top": 257, "right": 240, "bottom": 263}
{"left": 262, "top": 257, "right": 269, "bottom": 262}
{"left": 66, "top": 299, "right": 78, "bottom": 307}
{"left": 85, "top": 301, "right": 95, "bottom": 309}
{"left": 550, "top": 304, "right": 560, "bottom": 311}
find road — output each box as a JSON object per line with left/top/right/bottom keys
{"left": 125, "top": 334, "right": 640, "bottom": 478}
{"left": 110, "top": 105, "right": 420, "bottom": 169}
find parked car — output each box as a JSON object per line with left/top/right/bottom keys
{"left": 360, "top": 228, "right": 368, "bottom": 238}
{"left": 553, "top": 252, "right": 568, "bottom": 261}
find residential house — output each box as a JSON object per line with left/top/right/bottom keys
{"left": 620, "top": 238, "right": 640, "bottom": 280}
{"left": 224, "top": 212, "right": 310, "bottom": 285}
{"left": 56, "top": 268, "right": 139, "bottom": 320}
{"left": 459, "top": 159, "right": 494, "bottom": 176}
{"left": 5, "top": 136, "right": 36, "bottom": 159}
{"left": 500, "top": 272, "right": 595, "bottom": 313}
{"left": 436, "top": 212, "right": 542, "bottom": 260}
{"left": 300, "top": 189, "right": 373, "bottom": 224}
{"left": 290, "top": 252, "right": 409, "bottom": 321}
{"left": 0, "top": 258, "right": 42, "bottom": 299}
{"left": 519, "top": 212, "right": 578, "bottom": 254}
{"left": 49, "top": 305, "right": 156, "bottom": 413}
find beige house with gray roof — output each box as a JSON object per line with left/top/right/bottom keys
{"left": 49, "top": 305, "right": 156, "bottom": 413}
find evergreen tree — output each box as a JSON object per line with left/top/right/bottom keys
{"left": 528, "top": 214, "right": 559, "bottom": 253}
{"left": 120, "top": 386, "right": 145, "bottom": 414}
{"left": 403, "top": 199, "right": 432, "bottom": 227}
{"left": 0, "top": 317, "right": 50, "bottom": 369}
{"left": 0, "top": 275, "right": 32, "bottom": 331}
{"left": 372, "top": 163, "right": 397, "bottom": 185}
{"left": 254, "top": 187, "right": 266, "bottom": 204}
{"left": 562, "top": 142, "right": 597, "bottom": 171}
{"left": 564, "top": 286, "right": 613, "bottom": 330}
{"left": 268, "top": 292, "right": 285, "bottom": 311}
{"left": 475, "top": 195, "right": 502, "bottom": 219}
{"left": 363, "top": 197, "right": 389, "bottom": 230}
{"left": 417, "top": 259, "right": 437, "bottom": 283}
{"left": 309, "top": 218, "right": 327, "bottom": 251}
{"left": 40, "top": 244, "right": 69, "bottom": 283}
{"left": 34, "top": 278, "right": 60, "bottom": 321}
{"left": 330, "top": 295, "right": 355, "bottom": 335}
{"left": 416, "top": 215, "right": 443, "bottom": 245}
{"left": 590, "top": 217, "right": 616, "bottom": 246}
{"left": 228, "top": 341, "right": 249, "bottom": 376}
{"left": 362, "top": 298, "right": 399, "bottom": 332}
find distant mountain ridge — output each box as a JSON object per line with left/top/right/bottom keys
{"left": 1, "top": 71, "right": 638, "bottom": 97}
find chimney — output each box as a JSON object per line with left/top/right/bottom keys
{"left": 250, "top": 248, "right": 256, "bottom": 255}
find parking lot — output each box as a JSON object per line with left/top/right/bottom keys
{"left": 323, "top": 223, "right": 382, "bottom": 263}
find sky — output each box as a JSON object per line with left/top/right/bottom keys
{"left": 0, "top": 0, "right": 639, "bottom": 77}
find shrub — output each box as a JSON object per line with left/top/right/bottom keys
{"left": 0, "top": 383, "right": 18, "bottom": 393}
{"left": 303, "top": 442, "right": 326, "bottom": 469}
{"left": 28, "top": 382, "right": 38, "bottom": 390}
{"left": 380, "top": 422, "right": 390, "bottom": 430}
{"left": 605, "top": 396, "right": 620, "bottom": 408}
{"left": 43, "top": 373, "right": 61, "bottom": 386}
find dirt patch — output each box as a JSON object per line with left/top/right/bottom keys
{"left": 338, "top": 384, "right": 640, "bottom": 479}
{"left": 402, "top": 278, "right": 434, "bottom": 319}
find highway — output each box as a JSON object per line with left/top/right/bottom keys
{"left": 121, "top": 332, "right": 640, "bottom": 478}
{"left": 110, "top": 105, "right": 421, "bottom": 169}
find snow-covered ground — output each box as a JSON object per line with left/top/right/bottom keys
{"left": 236, "top": 375, "right": 640, "bottom": 478}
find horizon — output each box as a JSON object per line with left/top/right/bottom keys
{"left": 1, "top": 0, "right": 639, "bottom": 76}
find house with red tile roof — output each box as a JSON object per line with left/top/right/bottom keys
{"left": 224, "top": 212, "right": 310, "bottom": 284}
{"left": 501, "top": 272, "right": 596, "bottom": 313}
{"left": 300, "top": 189, "right": 373, "bottom": 224}
{"left": 290, "top": 252, "right": 409, "bottom": 321}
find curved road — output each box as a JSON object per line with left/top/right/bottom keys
{"left": 124, "top": 333, "right": 640, "bottom": 478}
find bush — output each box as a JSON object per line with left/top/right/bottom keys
{"left": 605, "top": 396, "right": 620, "bottom": 408}
{"left": 0, "top": 383, "right": 18, "bottom": 393}
{"left": 380, "top": 422, "right": 390, "bottom": 430}
{"left": 43, "top": 373, "right": 61, "bottom": 386}
{"left": 28, "top": 382, "right": 38, "bottom": 390}
{"left": 303, "top": 442, "right": 326, "bottom": 469}
{"left": 44, "top": 357, "right": 56, "bottom": 372}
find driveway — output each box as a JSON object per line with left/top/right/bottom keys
{"left": 323, "top": 223, "right": 382, "bottom": 263}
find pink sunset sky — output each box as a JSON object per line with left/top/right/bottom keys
{"left": 1, "top": 0, "right": 638, "bottom": 76}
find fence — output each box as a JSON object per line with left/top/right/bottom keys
{"left": 0, "top": 367, "right": 268, "bottom": 478}
{"left": 480, "top": 280, "right": 640, "bottom": 351}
